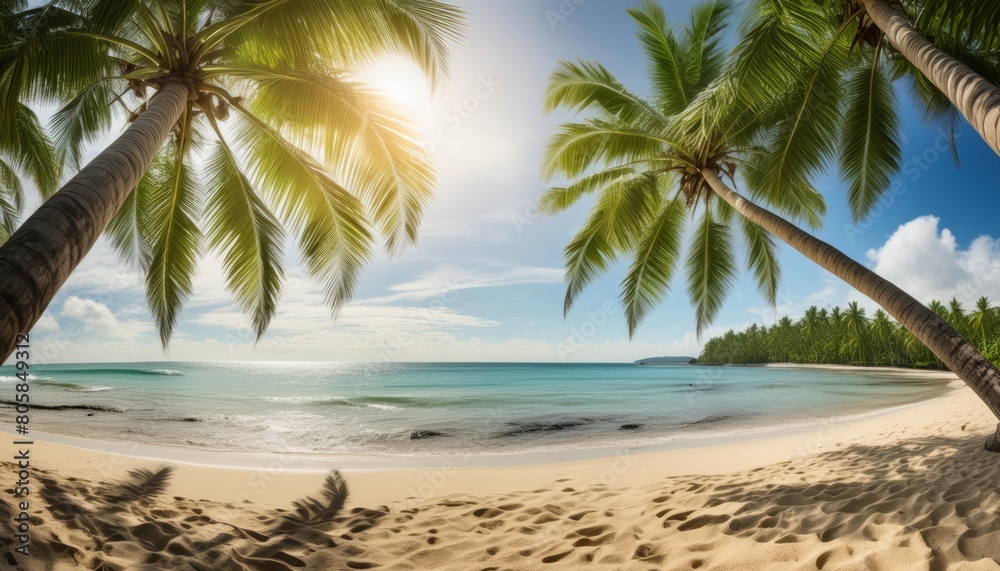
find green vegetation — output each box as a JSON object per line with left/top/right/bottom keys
{"left": 699, "top": 298, "right": 1000, "bottom": 368}
{"left": 540, "top": 0, "right": 1000, "bottom": 435}
{"left": 0, "top": 0, "right": 464, "bottom": 355}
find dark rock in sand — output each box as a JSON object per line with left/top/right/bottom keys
{"left": 410, "top": 430, "right": 445, "bottom": 440}
{"left": 619, "top": 423, "right": 642, "bottom": 430}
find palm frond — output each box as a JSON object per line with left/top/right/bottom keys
{"left": 740, "top": 215, "right": 780, "bottom": 307}
{"left": 839, "top": 45, "right": 901, "bottom": 222}
{"left": 681, "top": 0, "right": 732, "bottom": 92}
{"left": 218, "top": 0, "right": 464, "bottom": 85}
{"left": 537, "top": 163, "right": 648, "bottom": 215}
{"left": 2, "top": 6, "right": 111, "bottom": 105}
{"left": 732, "top": 0, "right": 833, "bottom": 107}
{"left": 0, "top": 159, "right": 22, "bottom": 243}
{"left": 203, "top": 139, "right": 285, "bottom": 340}
{"left": 543, "top": 59, "right": 666, "bottom": 126}
{"left": 231, "top": 109, "right": 374, "bottom": 317}
{"left": 541, "top": 118, "right": 670, "bottom": 180}
{"left": 916, "top": 0, "right": 1000, "bottom": 52}
{"left": 0, "top": 103, "right": 62, "bottom": 197}
{"left": 562, "top": 218, "right": 615, "bottom": 318}
{"left": 686, "top": 208, "right": 738, "bottom": 338}
{"left": 50, "top": 79, "right": 121, "bottom": 169}
{"left": 737, "top": 1, "right": 848, "bottom": 229}
{"left": 561, "top": 174, "right": 662, "bottom": 316}
{"left": 233, "top": 68, "right": 432, "bottom": 253}
{"left": 145, "top": 111, "right": 202, "bottom": 347}
{"left": 626, "top": 0, "right": 689, "bottom": 115}
{"left": 620, "top": 196, "right": 686, "bottom": 337}
{"left": 105, "top": 148, "right": 166, "bottom": 270}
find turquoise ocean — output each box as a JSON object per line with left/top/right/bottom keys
{"left": 0, "top": 362, "right": 950, "bottom": 455}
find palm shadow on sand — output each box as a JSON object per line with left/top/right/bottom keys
{"left": 4, "top": 433, "right": 999, "bottom": 569}
{"left": 0, "top": 466, "right": 391, "bottom": 570}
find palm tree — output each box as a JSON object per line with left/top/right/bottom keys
{"left": 0, "top": 0, "right": 464, "bottom": 360}
{"left": 733, "top": 0, "right": 1000, "bottom": 229}
{"left": 948, "top": 298, "right": 971, "bottom": 338}
{"left": 970, "top": 296, "right": 995, "bottom": 349}
{"left": 856, "top": 0, "right": 1000, "bottom": 156}
{"left": 542, "top": 0, "right": 1000, "bottom": 450}
{"left": 843, "top": 301, "right": 871, "bottom": 364}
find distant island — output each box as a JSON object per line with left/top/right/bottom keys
{"left": 634, "top": 356, "right": 697, "bottom": 365}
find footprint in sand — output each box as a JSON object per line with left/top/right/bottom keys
{"left": 633, "top": 543, "right": 664, "bottom": 564}
{"left": 541, "top": 549, "right": 573, "bottom": 563}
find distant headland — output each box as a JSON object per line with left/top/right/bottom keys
{"left": 633, "top": 356, "right": 697, "bottom": 365}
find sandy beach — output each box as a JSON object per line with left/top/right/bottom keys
{"left": 3, "top": 367, "right": 999, "bottom": 570}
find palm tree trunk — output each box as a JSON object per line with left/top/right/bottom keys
{"left": 862, "top": 0, "right": 1000, "bottom": 156}
{"left": 702, "top": 169, "right": 1000, "bottom": 451}
{"left": 0, "top": 79, "right": 189, "bottom": 362}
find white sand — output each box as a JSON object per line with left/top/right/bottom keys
{"left": 2, "top": 368, "right": 999, "bottom": 570}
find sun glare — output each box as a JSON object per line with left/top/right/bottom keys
{"left": 361, "top": 56, "right": 434, "bottom": 120}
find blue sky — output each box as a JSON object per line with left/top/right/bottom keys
{"left": 14, "top": 0, "right": 1000, "bottom": 364}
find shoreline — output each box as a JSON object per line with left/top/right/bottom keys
{"left": 5, "top": 368, "right": 1000, "bottom": 569}
{"left": 0, "top": 362, "right": 958, "bottom": 460}
{"left": 1, "top": 367, "right": 970, "bottom": 508}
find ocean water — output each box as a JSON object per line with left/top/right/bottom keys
{"left": 0, "top": 362, "right": 950, "bottom": 455}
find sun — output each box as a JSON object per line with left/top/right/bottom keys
{"left": 360, "top": 56, "right": 434, "bottom": 120}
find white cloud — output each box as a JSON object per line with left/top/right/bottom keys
{"left": 864, "top": 215, "right": 1000, "bottom": 304}
{"left": 60, "top": 296, "right": 150, "bottom": 340}
{"left": 61, "top": 240, "right": 144, "bottom": 294}
{"left": 369, "top": 263, "right": 563, "bottom": 303}
{"left": 195, "top": 303, "right": 500, "bottom": 333}
{"left": 30, "top": 313, "right": 60, "bottom": 334}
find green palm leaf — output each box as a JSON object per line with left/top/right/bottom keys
{"left": 739, "top": 214, "right": 780, "bottom": 307}
{"left": 916, "top": 0, "right": 1000, "bottom": 52}
{"left": 231, "top": 110, "right": 373, "bottom": 317}
{"left": 537, "top": 163, "right": 649, "bottom": 216}
{"left": 233, "top": 67, "right": 431, "bottom": 252}
{"left": 145, "top": 112, "right": 201, "bottom": 346}
{"left": 543, "top": 59, "right": 666, "bottom": 125}
{"left": 542, "top": 118, "right": 670, "bottom": 180}
{"left": 839, "top": 45, "right": 901, "bottom": 222}
{"left": 219, "top": 0, "right": 463, "bottom": 84}
{"left": 50, "top": 79, "right": 120, "bottom": 169}
{"left": 0, "top": 103, "right": 61, "bottom": 197}
{"left": 204, "top": 140, "right": 285, "bottom": 340}
{"left": 561, "top": 174, "right": 661, "bottom": 316}
{"left": 105, "top": 148, "right": 165, "bottom": 269}
{"left": 738, "top": 1, "right": 847, "bottom": 229}
{"left": 620, "top": 196, "right": 686, "bottom": 337}
{"left": 681, "top": 0, "right": 731, "bottom": 92}
{"left": 0, "top": 158, "right": 21, "bottom": 243}
{"left": 627, "top": 0, "right": 689, "bottom": 115}
{"left": 686, "top": 209, "right": 738, "bottom": 337}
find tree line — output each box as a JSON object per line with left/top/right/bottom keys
{"left": 698, "top": 298, "right": 1000, "bottom": 368}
